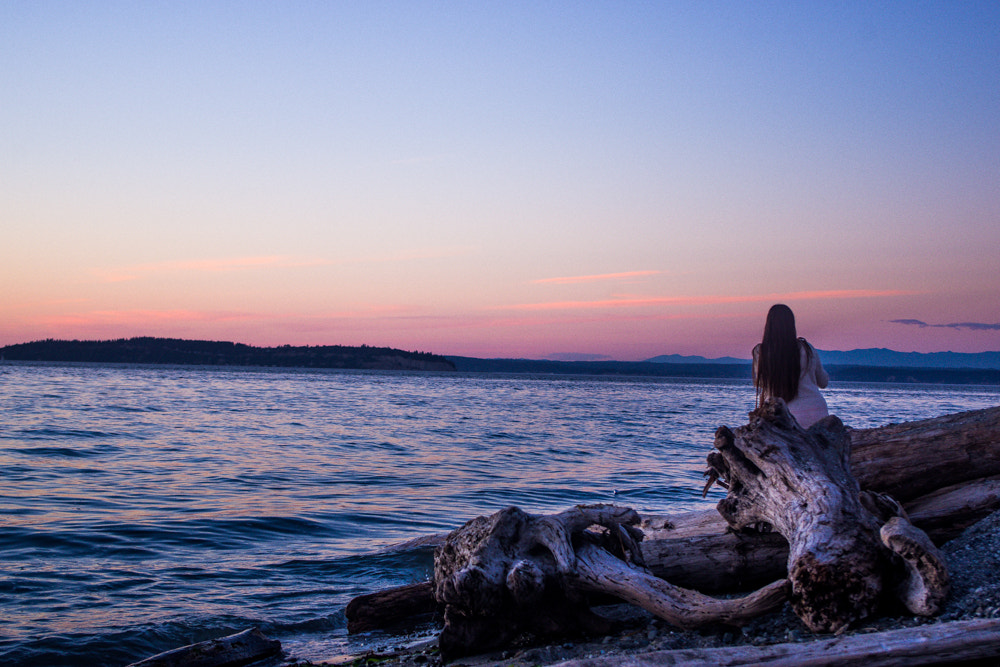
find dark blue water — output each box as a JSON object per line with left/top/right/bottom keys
{"left": 1, "top": 362, "right": 997, "bottom": 666}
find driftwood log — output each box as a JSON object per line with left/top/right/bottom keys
{"left": 347, "top": 405, "right": 1000, "bottom": 648}
{"left": 125, "top": 627, "right": 281, "bottom": 667}
{"left": 850, "top": 405, "right": 1000, "bottom": 502}
{"left": 432, "top": 504, "right": 788, "bottom": 661}
{"left": 705, "top": 398, "right": 949, "bottom": 632}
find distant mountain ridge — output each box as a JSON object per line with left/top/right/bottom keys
{"left": 816, "top": 348, "right": 1000, "bottom": 370}
{"left": 646, "top": 348, "right": 1000, "bottom": 370}
{"left": 646, "top": 353, "right": 750, "bottom": 365}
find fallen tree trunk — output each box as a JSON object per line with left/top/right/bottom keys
{"left": 850, "top": 405, "right": 1000, "bottom": 502}
{"left": 558, "top": 617, "right": 1000, "bottom": 667}
{"left": 639, "top": 519, "right": 789, "bottom": 592}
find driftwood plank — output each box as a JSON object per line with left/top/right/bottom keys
{"left": 555, "top": 617, "right": 1000, "bottom": 667}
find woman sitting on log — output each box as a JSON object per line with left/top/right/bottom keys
{"left": 753, "top": 304, "right": 829, "bottom": 428}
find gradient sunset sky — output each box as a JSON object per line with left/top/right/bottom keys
{"left": 3, "top": 2, "right": 998, "bottom": 360}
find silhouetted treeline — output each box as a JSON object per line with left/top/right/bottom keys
{"left": 0, "top": 338, "right": 456, "bottom": 371}
{"left": 447, "top": 357, "right": 753, "bottom": 378}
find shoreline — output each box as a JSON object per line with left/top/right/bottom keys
{"left": 311, "top": 509, "right": 1000, "bottom": 667}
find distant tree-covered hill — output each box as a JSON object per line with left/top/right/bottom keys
{"left": 447, "top": 356, "right": 1000, "bottom": 385}
{"left": 0, "top": 338, "right": 456, "bottom": 372}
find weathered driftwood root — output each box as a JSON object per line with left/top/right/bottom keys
{"left": 433, "top": 504, "right": 642, "bottom": 660}
{"left": 125, "top": 627, "right": 281, "bottom": 667}
{"left": 571, "top": 541, "right": 788, "bottom": 629}
{"left": 432, "top": 503, "right": 789, "bottom": 661}
{"left": 556, "top": 617, "right": 1000, "bottom": 667}
{"left": 880, "top": 516, "right": 950, "bottom": 617}
{"left": 706, "top": 398, "right": 950, "bottom": 633}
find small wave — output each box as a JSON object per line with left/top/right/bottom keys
{"left": 7, "top": 443, "right": 122, "bottom": 460}
{"left": 0, "top": 617, "right": 282, "bottom": 667}
{"left": 373, "top": 440, "right": 408, "bottom": 452}
{"left": 0, "top": 528, "right": 94, "bottom": 556}
{"left": 93, "top": 516, "right": 338, "bottom": 552}
{"left": 485, "top": 431, "right": 531, "bottom": 441}
{"left": 9, "top": 446, "right": 93, "bottom": 458}
{"left": 16, "top": 427, "right": 122, "bottom": 440}
{"left": 109, "top": 404, "right": 163, "bottom": 413}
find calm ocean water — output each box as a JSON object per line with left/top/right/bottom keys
{"left": 1, "top": 362, "right": 998, "bottom": 666}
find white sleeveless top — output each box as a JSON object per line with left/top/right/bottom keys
{"left": 753, "top": 339, "right": 830, "bottom": 428}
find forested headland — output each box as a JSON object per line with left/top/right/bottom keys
{"left": 0, "top": 338, "right": 456, "bottom": 372}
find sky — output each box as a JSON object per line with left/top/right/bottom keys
{"left": 2, "top": 1, "right": 999, "bottom": 361}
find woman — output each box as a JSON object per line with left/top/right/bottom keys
{"left": 752, "top": 304, "right": 829, "bottom": 428}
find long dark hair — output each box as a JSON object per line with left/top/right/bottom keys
{"left": 754, "top": 304, "right": 807, "bottom": 405}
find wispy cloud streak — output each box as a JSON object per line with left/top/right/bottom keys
{"left": 499, "top": 289, "right": 913, "bottom": 311}
{"left": 891, "top": 319, "right": 1000, "bottom": 331}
